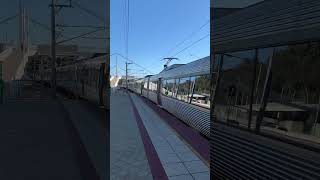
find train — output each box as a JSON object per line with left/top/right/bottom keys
{"left": 31, "top": 54, "right": 109, "bottom": 109}
{"left": 126, "top": 56, "right": 210, "bottom": 137}
{"left": 211, "top": 0, "right": 320, "bottom": 179}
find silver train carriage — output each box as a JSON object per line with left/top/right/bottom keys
{"left": 211, "top": 0, "right": 320, "bottom": 179}
{"left": 40, "top": 55, "right": 109, "bottom": 109}
{"left": 128, "top": 56, "right": 210, "bottom": 137}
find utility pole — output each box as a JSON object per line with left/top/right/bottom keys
{"left": 125, "top": 62, "right": 132, "bottom": 89}
{"left": 50, "top": 0, "right": 57, "bottom": 98}
{"left": 126, "top": 62, "right": 128, "bottom": 89}
{"left": 50, "top": 0, "right": 72, "bottom": 98}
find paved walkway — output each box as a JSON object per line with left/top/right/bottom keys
{"left": 110, "top": 90, "right": 153, "bottom": 180}
{"left": 110, "top": 88, "right": 209, "bottom": 180}
{"left": 130, "top": 93, "right": 209, "bottom": 180}
{"left": 0, "top": 101, "right": 84, "bottom": 180}
{"left": 61, "top": 99, "right": 108, "bottom": 180}
{"left": 0, "top": 83, "right": 105, "bottom": 179}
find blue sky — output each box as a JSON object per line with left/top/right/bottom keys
{"left": 110, "top": 0, "right": 210, "bottom": 77}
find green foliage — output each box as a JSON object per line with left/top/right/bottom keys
{"left": 194, "top": 75, "right": 210, "bottom": 94}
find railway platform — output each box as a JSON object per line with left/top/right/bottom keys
{"left": 0, "top": 81, "right": 106, "bottom": 180}
{"left": 111, "top": 89, "right": 209, "bottom": 180}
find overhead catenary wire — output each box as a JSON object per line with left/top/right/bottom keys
{"left": 111, "top": 52, "right": 155, "bottom": 74}
{"left": 112, "top": 3, "right": 209, "bottom": 76}
{"left": 72, "top": 1, "right": 106, "bottom": 23}
{"left": 0, "top": 14, "right": 18, "bottom": 25}
{"left": 56, "top": 28, "right": 103, "bottom": 44}
{"left": 113, "top": 29, "right": 209, "bottom": 76}
{"left": 164, "top": 19, "right": 209, "bottom": 59}
{"left": 52, "top": 0, "right": 107, "bottom": 48}
{"left": 172, "top": 33, "right": 209, "bottom": 57}
{"left": 153, "top": 19, "right": 209, "bottom": 64}
{"left": 126, "top": 0, "right": 129, "bottom": 60}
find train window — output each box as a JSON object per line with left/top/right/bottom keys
{"left": 257, "top": 43, "right": 320, "bottom": 141}
{"left": 136, "top": 81, "right": 142, "bottom": 91}
{"left": 177, "top": 77, "right": 191, "bottom": 103}
{"left": 191, "top": 75, "right": 211, "bottom": 108}
{"left": 213, "top": 43, "right": 320, "bottom": 143}
{"left": 164, "top": 79, "right": 177, "bottom": 98}
{"left": 161, "top": 80, "right": 168, "bottom": 95}
{"left": 143, "top": 80, "right": 148, "bottom": 89}
{"left": 214, "top": 50, "right": 255, "bottom": 128}
{"left": 149, "top": 81, "right": 158, "bottom": 92}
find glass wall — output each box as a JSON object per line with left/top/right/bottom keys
{"left": 213, "top": 42, "right": 320, "bottom": 142}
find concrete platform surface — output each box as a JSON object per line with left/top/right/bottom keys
{"left": 110, "top": 91, "right": 152, "bottom": 180}
{"left": 110, "top": 88, "right": 209, "bottom": 180}
{"left": 0, "top": 102, "right": 84, "bottom": 180}
{"left": 130, "top": 93, "right": 209, "bottom": 180}
{"left": 61, "top": 99, "right": 108, "bottom": 180}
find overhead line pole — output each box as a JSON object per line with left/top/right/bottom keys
{"left": 50, "top": 0, "right": 57, "bottom": 98}
{"left": 125, "top": 62, "right": 132, "bottom": 89}
{"left": 50, "top": 0, "right": 72, "bottom": 98}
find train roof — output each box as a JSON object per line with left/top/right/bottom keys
{"left": 149, "top": 56, "right": 210, "bottom": 81}
{"left": 213, "top": 0, "right": 320, "bottom": 53}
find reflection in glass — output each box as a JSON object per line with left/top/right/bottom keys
{"left": 191, "top": 75, "right": 211, "bottom": 108}
{"left": 149, "top": 81, "right": 158, "bottom": 92}
{"left": 259, "top": 43, "right": 320, "bottom": 140}
{"left": 177, "top": 77, "right": 191, "bottom": 102}
{"left": 214, "top": 50, "right": 255, "bottom": 127}
{"left": 213, "top": 43, "right": 320, "bottom": 141}
{"left": 143, "top": 80, "right": 148, "bottom": 89}
{"left": 162, "top": 79, "right": 177, "bottom": 97}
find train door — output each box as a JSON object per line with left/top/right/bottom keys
{"left": 157, "top": 78, "right": 162, "bottom": 106}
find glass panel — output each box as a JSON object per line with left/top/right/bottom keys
{"left": 167, "top": 79, "right": 177, "bottom": 97}
{"left": 149, "top": 81, "right": 158, "bottom": 92}
{"left": 259, "top": 43, "right": 320, "bottom": 141}
{"left": 143, "top": 80, "right": 148, "bottom": 89}
{"left": 214, "top": 50, "right": 255, "bottom": 128}
{"left": 189, "top": 76, "right": 196, "bottom": 103}
{"left": 191, "top": 75, "right": 211, "bottom": 108}
{"left": 164, "top": 79, "right": 177, "bottom": 97}
{"left": 134, "top": 81, "right": 141, "bottom": 91}
{"left": 177, "top": 77, "right": 191, "bottom": 102}
{"left": 161, "top": 80, "right": 167, "bottom": 95}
